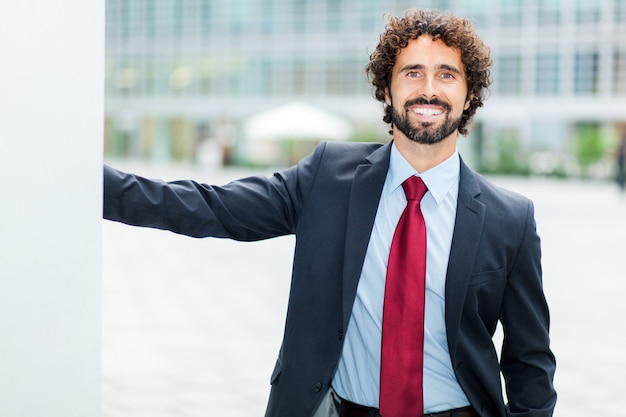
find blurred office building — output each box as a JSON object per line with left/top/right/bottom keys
{"left": 105, "top": 0, "right": 626, "bottom": 175}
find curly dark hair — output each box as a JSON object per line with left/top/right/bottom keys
{"left": 366, "top": 9, "right": 492, "bottom": 136}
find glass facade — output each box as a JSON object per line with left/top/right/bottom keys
{"left": 106, "top": 0, "right": 626, "bottom": 99}
{"left": 105, "top": 0, "right": 626, "bottom": 169}
{"left": 106, "top": 0, "right": 398, "bottom": 100}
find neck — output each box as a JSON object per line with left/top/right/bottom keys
{"left": 393, "top": 132, "right": 458, "bottom": 173}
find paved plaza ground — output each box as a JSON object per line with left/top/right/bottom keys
{"left": 102, "top": 161, "right": 626, "bottom": 417}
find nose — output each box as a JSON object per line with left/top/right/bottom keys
{"left": 419, "top": 75, "right": 439, "bottom": 99}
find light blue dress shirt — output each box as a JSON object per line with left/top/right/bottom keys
{"left": 331, "top": 143, "right": 470, "bottom": 413}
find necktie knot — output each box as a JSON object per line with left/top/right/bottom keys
{"left": 402, "top": 176, "right": 428, "bottom": 201}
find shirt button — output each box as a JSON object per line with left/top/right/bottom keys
{"left": 313, "top": 382, "right": 322, "bottom": 392}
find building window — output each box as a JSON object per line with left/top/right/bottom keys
{"left": 259, "top": 58, "right": 272, "bottom": 96}
{"left": 615, "top": 50, "right": 626, "bottom": 95}
{"left": 105, "top": 0, "right": 117, "bottom": 39}
{"left": 359, "top": 0, "right": 381, "bottom": 32}
{"left": 154, "top": 3, "right": 172, "bottom": 38}
{"left": 575, "top": 0, "right": 601, "bottom": 24}
{"left": 145, "top": 2, "right": 156, "bottom": 39}
{"left": 144, "top": 60, "right": 157, "bottom": 96}
{"left": 112, "top": 58, "right": 140, "bottom": 96}
{"left": 326, "top": 60, "right": 342, "bottom": 94}
{"left": 326, "top": 0, "right": 341, "bottom": 32}
{"left": 120, "top": 0, "right": 131, "bottom": 39}
{"left": 293, "top": 59, "right": 306, "bottom": 95}
{"left": 500, "top": 0, "right": 523, "bottom": 27}
{"left": 574, "top": 51, "right": 599, "bottom": 94}
{"left": 294, "top": 0, "right": 307, "bottom": 33}
{"left": 273, "top": 60, "right": 292, "bottom": 96}
{"left": 536, "top": 52, "right": 560, "bottom": 95}
{"left": 496, "top": 54, "right": 522, "bottom": 95}
{"left": 538, "top": 0, "right": 561, "bottom": 26}
{"left": 199, "top": 58, "right": 212, "bottom": 96}
{"left": 259, "top": 0, "right": 273, "bottom": 34}
{"left": 200, "top": 0, "right": 212, "bottom": 36}
{"left": 457, "top": 0, "right": 488, "bottom": 28}
{"left": 170, "top": 65, "right": 193, "bottom": 93}
{"left": 617, "top": 0, "right": 626, "bottom": 23}
{"left": 172, "top": 0, "right": 183, "bottom": 38}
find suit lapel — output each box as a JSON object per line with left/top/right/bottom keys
{"left": 339, "top": 149, "right": 486, "bottom": 346}
{"left": 341, "top": 142, "right": 391, "bottom": 327}
{"left": 445, "top": 160, "right": 486, "bottom": 352}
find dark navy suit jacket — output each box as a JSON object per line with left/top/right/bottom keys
{"left": 104, "top": 141, "right": 556, "bottom": 417}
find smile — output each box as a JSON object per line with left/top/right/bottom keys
{"left": 410, "top": 107, "right": 443, "bottom": 116}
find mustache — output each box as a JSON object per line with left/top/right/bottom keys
{"left": 404, "top": 97, "right": 451, "bottom": 112}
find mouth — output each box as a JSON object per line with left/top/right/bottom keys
{"left": 410, "top": 107, "right": 444, "bottom": 117}
{"left": 404, "top": 98, "right": 450, "bottom": 120}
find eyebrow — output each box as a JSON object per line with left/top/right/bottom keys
{"left": 399, "top": 63, "right": 463, "bottom": 75}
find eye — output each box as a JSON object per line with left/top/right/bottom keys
{"left": 440, "top": 72, "right": 454, "bottom": 80}
{"left": 407, "top": 71, "right": 420, "bottom": 78}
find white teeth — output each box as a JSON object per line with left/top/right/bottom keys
{"left": 412, "top": 108, "right": 442, "bottom": 116}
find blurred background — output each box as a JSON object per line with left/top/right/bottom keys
{"left": 104, "top": 0, "right": 626, "bottom": 179}
{"left": 102, "top": 1, "right": 626, "bottom": 417}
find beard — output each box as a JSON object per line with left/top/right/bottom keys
{"left": 390, "top": 97, "right": 462, "bottom": 145}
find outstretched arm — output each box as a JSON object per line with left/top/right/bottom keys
{"left": 103, "top": 151, "right": 318, "bottom": 241}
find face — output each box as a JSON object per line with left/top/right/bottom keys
{"left": 386, "top": 36, "right": 471, "bottom": 145}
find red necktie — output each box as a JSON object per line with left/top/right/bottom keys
{"left": 380, "top": 176, "right": 428, "bottom": 417}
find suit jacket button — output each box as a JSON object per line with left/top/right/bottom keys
{"left": 313, "top": 382, "right": 323, "bottom": 392}
{"left": 338, "top": 329, "right": 344, "bottom": 340}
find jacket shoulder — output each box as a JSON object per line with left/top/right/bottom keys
{"left": 314, "top": 140, "right": 388, "bottom": 161}
{"left": 462, "top": 163, "right": 532, "bottom": 209}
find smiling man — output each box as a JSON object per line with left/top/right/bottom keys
{"left": 386, "top": 35, "right": 473, "bottom": 172}
{"left": 104, "top": 9, "right": 557, "bottom": 417}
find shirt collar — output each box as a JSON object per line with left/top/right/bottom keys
{"left": 387, "top": 141, "right": 460, "bottom": 205}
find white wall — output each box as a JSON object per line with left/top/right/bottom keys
{"left": 0, "top": 1, "right": 103, "bottom": 416}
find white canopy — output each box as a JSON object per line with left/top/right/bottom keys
{"left": 243, "top": 102, "right": 354, "bottom": 142}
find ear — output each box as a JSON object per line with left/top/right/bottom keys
{"left": 464, "top": 93, "right": 474, "bottom": 110}
{"left": 384, "top": 88, "right": 392, "bottom": 106}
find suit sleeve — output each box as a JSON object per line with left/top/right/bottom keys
{"left": 500, "top": 200, "right": 557, "bottom": 416}
{"left": 103, "top": 143, "right": 326, "bottom": 240}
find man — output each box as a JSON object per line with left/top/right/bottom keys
{"left": 104, "top": 9, "right": 556, "bottom": 417}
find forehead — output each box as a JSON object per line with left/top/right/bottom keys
{"left": 393, "top": 36, "right": 465, "bottom": 74}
